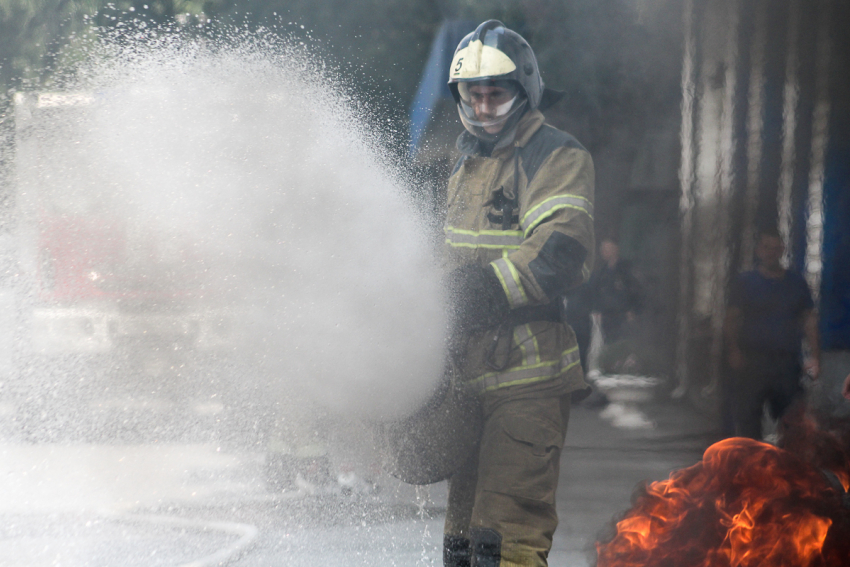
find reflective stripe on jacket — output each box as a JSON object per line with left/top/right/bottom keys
{"left": 444, "top": 109, "right": 594, "bottom": 397}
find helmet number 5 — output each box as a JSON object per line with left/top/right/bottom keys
{"left": 454, "top": 58, "right": 464, "bottom": 73}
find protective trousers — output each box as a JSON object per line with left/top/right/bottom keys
{"left": 443, "top": 395, "right": 570, "bottom": 567}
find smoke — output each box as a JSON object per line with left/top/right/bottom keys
{"left": 24, "top": 23, "right": 447, "bottom": 422}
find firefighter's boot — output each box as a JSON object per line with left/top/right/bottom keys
{"left": 444, "top": 535, "right": 471, "bottom": 567}
{"left": 470, "top": 528, "right": 502, "bottom": 567}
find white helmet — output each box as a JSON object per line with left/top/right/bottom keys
{"left": 447, "top": 20, "right": 544, "bottom": 142}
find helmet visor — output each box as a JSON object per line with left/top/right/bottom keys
{"left": 457, "top": 81, "right": 525, "bottom": 133}
{"left": 456, "top": 80, "right": 519, "bottom": 104}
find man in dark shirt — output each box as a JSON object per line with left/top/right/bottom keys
{"left": 724, "top": 229, "right": 820, "bottom": 439}
{"left": 591, "top": 238, "right": 642, "bottom": 343}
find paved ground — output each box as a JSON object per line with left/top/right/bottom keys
{"left": 0, "top": 382, "right": 724, "bottom": 566}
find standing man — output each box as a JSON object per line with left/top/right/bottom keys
{"left": 442, "top": 20, "right": 594, "bottom": 567}
{"left": 591, "top": 238, "right": 642, "bottom": 344}
{"left": 724, "top": 228, "right": 820, "bottom": 440}
{"left": 589, "top": 238, "right": 642, "bottom": 373}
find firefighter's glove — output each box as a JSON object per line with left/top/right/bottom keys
{"left": 446, "top": 264, "right": 511, "bottom": 340}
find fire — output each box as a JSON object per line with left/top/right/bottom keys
{"left": 596, "top": 434, "right": 850, "bottom": 567}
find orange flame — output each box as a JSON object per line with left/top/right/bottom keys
{"left": 597, "top": 437, "right": 850, "bottom": 567}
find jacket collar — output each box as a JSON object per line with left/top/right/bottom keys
{"left": 456, "top": 109, "right": 546, "bottom": 157}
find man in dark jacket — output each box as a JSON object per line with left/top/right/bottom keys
{"left": 590, "top": 238, "right": 642, "bottom": 343}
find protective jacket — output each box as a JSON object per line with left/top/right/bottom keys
{"left": 444, "top": 109, "right": 594, "bottom": 401}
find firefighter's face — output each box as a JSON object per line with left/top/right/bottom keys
{"left": 466, "top": 85, "right": 516, "bottom": 134}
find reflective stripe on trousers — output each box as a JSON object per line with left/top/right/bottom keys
{"left": 513, "top": 324, "right": 541, "bottom": 366}
{"left": 467, "top": 347, "right": 580, "bottom": 394}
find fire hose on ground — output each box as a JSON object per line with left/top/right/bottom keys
{"left": 117, "top": 513, "right": 259, "bottom": 566}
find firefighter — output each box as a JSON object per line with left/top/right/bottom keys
{"left": 441, "top": 20, "right": 595, "bottom": 567}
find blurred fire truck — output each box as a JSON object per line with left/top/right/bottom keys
{"left": 0, "top": 92, "right": 239, "bottom": 439}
